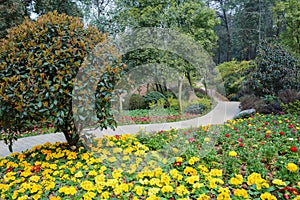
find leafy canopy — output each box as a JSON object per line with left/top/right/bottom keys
{"left": 0, "top": 11, "right": 124, "bottom": 151}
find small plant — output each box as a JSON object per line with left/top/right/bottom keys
{"left": 183, "top": 104, "right": 207, "bottom": 115}
{"left": 128, "top": 94, "right": 146, "bottom": 110}
{"left": 278, "top": 89, "right": 300, "bottom": 104}
{"left": 281, "top": 100, "right": 300, "bottom": 114}
{"left": 239, "top": 95, "right": 264, "bottom": 111}
{"left": 144, "top": 91, "right": 166, "bottom": 107}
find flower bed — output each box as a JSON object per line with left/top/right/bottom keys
{"left": 0, "top": 114, "right": 299, "bottom": 199}
{"left": 115, "top": 113, "right": 199, "bottom": 125}
{"left": 0, "top": 124, "right": 55, "bottom": 140}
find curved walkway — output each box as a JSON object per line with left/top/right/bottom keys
{"left": 0, "top": 90, "right": 240, "bottom": 157}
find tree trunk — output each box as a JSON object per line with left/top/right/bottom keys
{"left": 63, "top": 130, "right": 80, "bottom": 148}
{"left": 178, "top": 76, "right": 183, "bottom": 113}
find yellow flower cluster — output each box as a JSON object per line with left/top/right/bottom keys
{"left": 228, "top": 151, "right": 237, "bottom": 157}
{"left": 286, "top": 163, "right": 298, "bottom": 172}
{"left": 58, "top": 186, "right": 77, "bottom": 195}
{"left": 247, "top": 173, "right": 269, "bottom": 190}
{"left": 217, "top": 187, "right": 231, "bottom": 200}
{"left": 272, "top": 179, "right": 286, "bottom": 186}
{"left": 260, "top": 192, "right": 277, "bottom": 200}
{"left": 234, "top": 188, "right": 249, "bottom": 199}
{"left": 230, "top": 174, "right": 244, "bottom": 186}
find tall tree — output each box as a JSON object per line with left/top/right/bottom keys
{"left": 207, "top": 0, "right": 277, "bottom": 63}
{"left": 274, "top": 0, "right": 300, "bottom": 55}
{"left": 208, "top": 0, "right": 237, "bottom": 63}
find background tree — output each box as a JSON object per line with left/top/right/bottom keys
{"left": 0, "top": 11, "right": 124, "bottom": 151}
{"left": 207, "top": 0, "right": 277, "bottom": 63}
{"left": 274, "top": 0, "right": 300, "bottom": 55}
{"left": 78, "top": 0, "right": 116, "bottom": 33}
{"left": 112, "top": 0, "right": 219, "bottom": 89}
{"left": 0, "top": 0, "right": 26, "bottom": 38}
{"left": 23, "top": 0, "right": 83, "bottom": 17}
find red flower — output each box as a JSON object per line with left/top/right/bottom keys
{"left": 174, "top": 162, "right": 182, "bottom": 167}
{"left": 6, "top": 167, "right": 14, "bottom": 173}
{"left": 31, "top": 165, "right": 41, "bottom": 173}
{"left": 288, "top": 124, "right": 293, "bottom": 129}
{"left": 283, "top": 194, "right": 290, "bottom": 199}
{"left": 225, "top": 134, "right": 230, "bottom": 138}
{"left": 280, "top": 131, "right": 284, "bottom": 136}
{"left": 115, "top": 135, "right": 120, "bottom": 139}
{"left": 238, "top": 143, "right": 244, "bottom": 147}
{"left": 265, "top": 122, "right": 269, "bottom": 125}
{"left": 290, "top": 146, "right": 297, "bottom": 152}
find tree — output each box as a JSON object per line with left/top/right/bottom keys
{"left": 0, "top": 0, "right": 26, "bottom": 38}
{"left": 231, "top": 0, "right": 277, "bottom": 61}
{"left": 113, "top": 0, "right": 219, "bottom": 88}
{"left": 207, "top": 0, "right": 277, "bottom": 63}
{"left": 274, "top": 0, "right": 300, "bottom": 55}
{"left": 0, "top": 11, "right": 124, "bottom": 152}
{"left": 207, "top": 0, "right": 237, "bottom": 62}
{"left": 244, "top": 42, "right": 298, "bottom": 96}
{"left": 78, "top": 0, "right": 116, "bottom": 34}
{"left": 23, "top": 0, "right": 83, "bottom": 17}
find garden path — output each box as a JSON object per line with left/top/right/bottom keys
{"left": 0, "top": 90, "right": 240, "bottom": 157}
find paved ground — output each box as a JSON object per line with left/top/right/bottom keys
{"left": 0, "top": 90, "right": 240, "bottom": 158}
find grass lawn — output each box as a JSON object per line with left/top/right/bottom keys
{"left": 0, "top": 114, "right": 299, "bottom": 199}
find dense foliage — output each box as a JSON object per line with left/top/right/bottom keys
{"left": 244, "top": 42, "right": 298, "bottom": 97}
{"left": 0, "top": 11, "right": 124, "bottom": 151}
{"left": 217, "top": 60, "right": 254, "bottom": 100}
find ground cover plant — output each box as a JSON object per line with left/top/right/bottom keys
{"left": 0, "top": 113, "right": 299, "bottom": 199}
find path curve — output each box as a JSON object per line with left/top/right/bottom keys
{"left": 0, "top": 90, "right": 240, "bottom": 157}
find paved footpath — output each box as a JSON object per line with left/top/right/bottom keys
{"left": 0, "top": 90, "right": 240, "bottom": 158}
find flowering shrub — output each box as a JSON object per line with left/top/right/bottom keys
{"left": 0, "top": 114, "right": 299, "bottom": 199}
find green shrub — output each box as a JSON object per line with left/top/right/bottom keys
{"left": 183, "top": 104, "right": 207, "bottom": 115}
{"left": 198, "top": 97, "right": 211, "bottom": 110}
{"left": 0, "top": 11, "right": 124, "bottom": 151}
{"left": 144, "top": 91, "right": 166, "bottom": 107}
{"left": 129, "top": 94, "right": 146, "bottom": 110}
{"left": 244, "top": 42, "right": 298, "bottom": 96}
{"left": 217, "top": 60, "right": 254, "bottom": 99}
{"left": 281, "top": 100, "right": 300, "bottom": 114}
{"left": 240, "top": 95, "right": 283, "bottom": 114}
{"left": 194, "top": 88, "right": 207, "bottom": 98}
{"left": 167, "top": 97, "right": 180, "bottom": 111}
{"left": 278, "top": 89, "right": 300, "bottom": 104}
{"left": 239, "top": 95, "right": 265, "bottom": 112}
